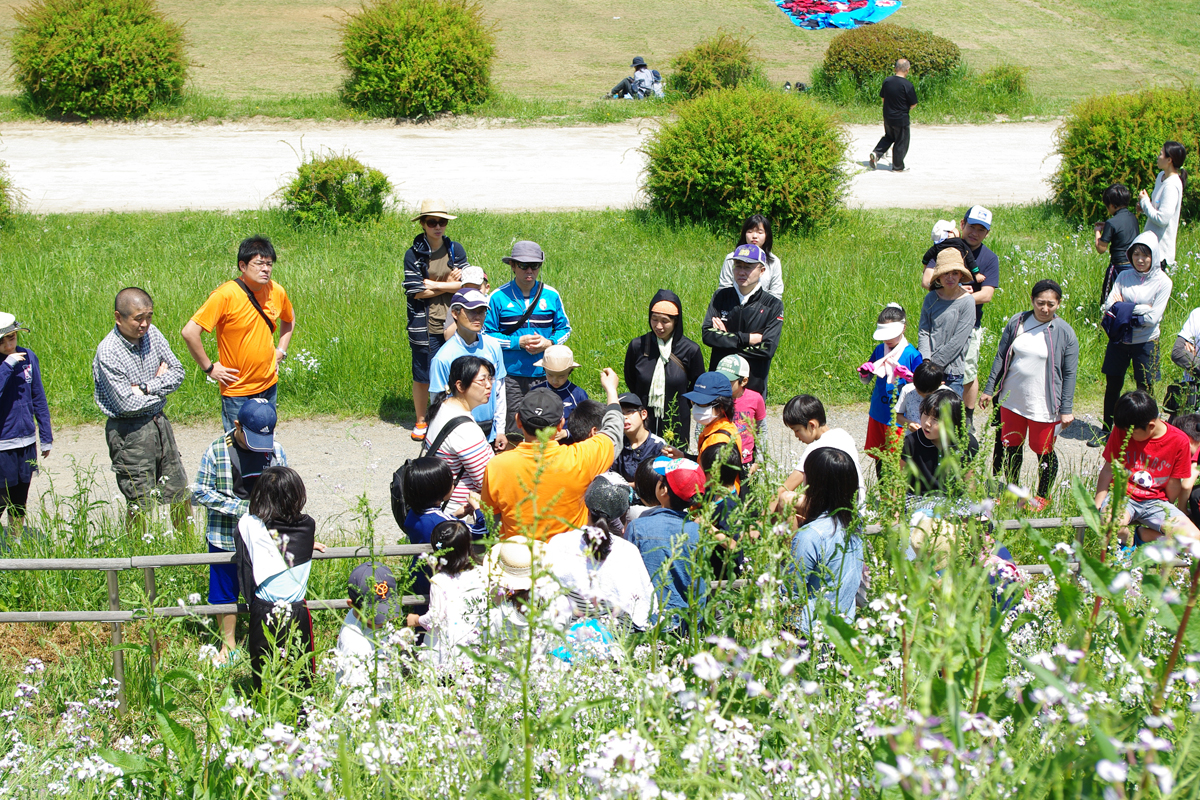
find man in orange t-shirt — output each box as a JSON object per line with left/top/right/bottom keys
{"left": 481, "top": 368, "right": 623, "bottom": 541}
{"left": 182, "top": 236, "right": 296, "bottom": 432}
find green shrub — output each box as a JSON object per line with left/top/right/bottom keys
{"left": 279, "top": 151, "right": 393, "bottom": 228}
{"left": 818, "top": 23, "right": 961, "bottom": 84}
{"left": 1052, "top": 86, "right": 1199, "bottom": 222}
{"left": 668, "top": 30, "right": 766, "bottom": 97}
{"left": 969, "top": 63, "right": 1031, "bottom": 114}
{"left": 643, "top": 88, "right": 848, "bottom": 230}
{"left": 10, "top": 0, "right": 186, "bottom": 119}
{"left": 339, "top": 0, "right": 495, "bottom": 118}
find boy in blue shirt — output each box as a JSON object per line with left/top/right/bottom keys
{"left": 625, "top": 458, "right": 708, "bottom": 628}
{"left": 533, "top": 344, "right": 589, "bottom": 422}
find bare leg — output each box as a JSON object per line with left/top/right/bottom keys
{"left": 214, "top": 613, "right": 237, "bottom": 663}
{"left": 413, "top": 381, "right": 430, "bottom": 426}
{"left": 963, "top": 379, "right": 980, "bottom": 416}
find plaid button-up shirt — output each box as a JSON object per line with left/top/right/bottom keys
{"left": 93, "top": 324, "right": 185, "bottom": 419}
{"left": 192, "top": 433, "right": 287, "bottom": 551}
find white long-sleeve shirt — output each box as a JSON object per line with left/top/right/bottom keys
{"left": 1140, "top": 171, "right": 1183, "bottom": 267}
{"left": 1104, "top": 257, "right": 1173, "bottom": 345}
{"left": 544, "top": 529, "right": 656, "bottom": 631}
{"left": 417, "top": 568, "right": 487, "bottom": 668}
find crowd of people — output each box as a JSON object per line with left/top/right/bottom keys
{"left": 0, "top": 138, "right": 1191, "bottom": 683}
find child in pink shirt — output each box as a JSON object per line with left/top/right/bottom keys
{"left": 717, "top": 355, "right": 766, "bottom": 464}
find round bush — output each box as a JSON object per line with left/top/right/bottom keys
{"left": 339, "top": 0, "right": 495, "bottom": 118}
{"left": 819, "top": 23, "right": 961, "bottom": 84}
{"left": 11, "top": 0, "right": 186, "bottom": 119}
{"left": 668, "top": 30, "right": 766, "bottom": 98}
{"left": 643, "top": 88, "right": 848, "bottom": 230}
{"left": 280, "top": 151, "right": 394, "bottom": 228}
{"left": 1052, "top": 86, "right": 1199, "bottom": 222}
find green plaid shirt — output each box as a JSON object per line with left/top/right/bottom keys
{"left": 191, "top": 433, "right": 287, "bottom": 551}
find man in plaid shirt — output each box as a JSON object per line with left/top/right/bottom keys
{"left": 93, "top": 288, "right": 190, "bottom": 530}
{"left": 192, "top": 398, "right": 287, "bottom": 665}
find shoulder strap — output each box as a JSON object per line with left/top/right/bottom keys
{"left": 234, "top": 278, "right": 276, "bottom": 334}
{"left": 499, "top": 282, "right": 545, "bottom": 335}
{"left": 421, "top": 414, "right": 471, "bottom": 458}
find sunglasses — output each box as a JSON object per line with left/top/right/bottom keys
{"left": 514, "top": 262, "right": 541, "bottom": 271}
{"left": 422, "top": 218, "right": 448, "bottom": 227}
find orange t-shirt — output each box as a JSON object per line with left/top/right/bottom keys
{"left": 190, "top": 280, "right": 295, "bottom": 397}
{"left": 480, "top": 435, "right": 616, "bottom": 541}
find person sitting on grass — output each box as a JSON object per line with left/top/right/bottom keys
{"left": 895, "top": 360, "right": 946, "bottom": 433}
{"left": 336, "top": 563, "right": 401, "bottom": 690}
{"left": 716, "top": 355, "right": 766, "bottom": 466}
{"left": 918, "top": 250, "right": 976, "bottom": 397}
{"left": 406, "top": 519, "right": 487, "bottom": 670}
{"left": 235, "top": 466, "right": 326, "bottom": 693}
{"left": 1172, "top": 414, "right": 1200, "bottom": 531}
{"left": 774, "top": 394, "right": 866, "bottom": 512}
{"left": 788, "top": 447, "right": 863, "bottom": 633}
{"left": 610, "top": 393, "right": 666, "bottom": 483}
{"left": 859, "top": 302, "right": 923, "bottom": 477}
{"left": 533, "top": 344, "right": 589, "bottom": 423}
{"left": 1093, "top": 389, "right": 1200, "bottom": 549}
{"left": 610, "top": 56, "right": 662, "bottom": 99}
{"left": 901, "top": 389, "right": 979, "bottom": 503}
{"left": 625, "top": 458, "right": 709, "bottom": 630}
{"left": 627, "top": 456, "right": 662, "bottom": 523}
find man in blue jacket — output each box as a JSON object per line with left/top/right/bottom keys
{"left": 483, "top": 241, "right": 572, "bottom": 435}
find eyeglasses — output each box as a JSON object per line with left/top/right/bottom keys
{"left": 472, "top": 375, "right": 494, "bottom": 387}
{"left": 514, "top": 262, "right": 541, "bottom": 271}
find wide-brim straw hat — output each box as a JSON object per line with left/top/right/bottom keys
{"left": 411, "top": 198, "right": 458, "bottom": 222}
{"left": 485, "top": 536, "right": 546, "bottom": 592}
{"left": 929, "top": 249, "right": 972, "bottom": 287}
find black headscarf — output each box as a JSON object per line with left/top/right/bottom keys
{"left": 647, "top": 289, "right": 685, "bottom": 343}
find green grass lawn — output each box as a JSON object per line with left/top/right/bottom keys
{"left": 0, "top": 0, "right": 1195, "bottom": 122}
{"left": 5, "top": 204, "right": 1196, "bottom": 425}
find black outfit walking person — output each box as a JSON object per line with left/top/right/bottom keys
{"left": 869, "top": 59, "right": 918, "bottom": 172}
{"left": 624, "top": 290, "right": 704, "bottom": 445}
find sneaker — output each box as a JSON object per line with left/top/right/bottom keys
{"left": 868, "top": 153, "right": 877, "bottom": 170}
{"left": 411, "top": 422, "right": 428, "bottom": 442}
{"left": 892, "top": 167, "right": 906, "bottom": 172}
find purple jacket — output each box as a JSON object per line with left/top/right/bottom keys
{"left": 0, "top": 348, "right": 53, "bottom": 450}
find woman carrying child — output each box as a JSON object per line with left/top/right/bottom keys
{"left": 235, "top": 466, "right": 326, "bottom": 692}
{"left": 980, "top": 279, "right": 1078, "bottom": 509}
{"left": 859, "top": 303, "right": 922, "bottom": 474}
{"left": 407, "top": 520, "right": 487, "bottom": 669}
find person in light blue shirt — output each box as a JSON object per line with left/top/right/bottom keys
{"left": 483, "top": 241, "right": 571, "bottom": 434}
{"left": 430, "top": 290, "right": 506, "bottom": 443}
{"left": 787, "top": 447, "right": 863, "bottom": 633}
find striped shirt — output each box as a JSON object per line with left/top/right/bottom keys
{"left": 424, "top": 408, "right": 493, "bottom": 507}
{"left": 482, "top": 281, "right": 571, "bottom": 377}
{"left": 93, "top": 325, "right": 185, "bottom": 419}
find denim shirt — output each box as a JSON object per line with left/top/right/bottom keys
{"left": 625, "top": 507, "right": 707, "bottom": 621}
{"left": 788, "top": 514, "right": 863, "bottom": 632}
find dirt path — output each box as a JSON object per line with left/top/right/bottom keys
{"left": 0, "top": 120, "right": 1058, "bottom": 214}
{"left": 38, "top": 401, "right": 1103, "bottom": 540}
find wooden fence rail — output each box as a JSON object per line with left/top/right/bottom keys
{"left": 0, "top": 515, "right": 1093, "bottom": 713}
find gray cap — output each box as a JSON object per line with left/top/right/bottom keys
{"left": 502, "top": 240, "right": 545, "bottom": 265}
{"left": 585, "top": 477, "right": 631, "bottom": 520}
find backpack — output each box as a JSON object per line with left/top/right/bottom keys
{"left": 390, "top": 415, "right": 472, "bottom": 529}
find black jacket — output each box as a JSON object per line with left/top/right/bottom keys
{"left": 701, "top": 286, "right": 785, "bottom": 396}
{"left": 624, "top": 289, "right": 705, "bottom": 442}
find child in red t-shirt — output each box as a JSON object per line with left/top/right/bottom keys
{"left": 1094, "top": 390, "right": 1200, "bottom": 547}
{"left": 717, "top": 355, "right": 766, "bottom": 465}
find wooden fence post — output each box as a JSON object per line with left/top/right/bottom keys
{"left": 143, "top": 567, "right": 157, "bottom": 671}
{"left": 106, "top": 570, "right": 127, "bottom": 715}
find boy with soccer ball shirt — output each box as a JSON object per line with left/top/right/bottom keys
{"left": 1094, "top": 389, "right": 1200, "bottom": 548}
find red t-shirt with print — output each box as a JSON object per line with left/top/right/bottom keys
{"left": 1102, "top": 423, "right": 1192, "bottom": 502}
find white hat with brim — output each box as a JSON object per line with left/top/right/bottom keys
{"left": 486, "top": 537, "right": 545, "bottom": 592}
{"left": 533, "top": 344, "right": 580, "bottom": 372}
{"left": 411, "top": 198, "right": 458, "bottom": 222}
{"left": 873, "top": 321, "right": 906, "bottom": 341}
{"left": 0, "top": 313, "right": 29, "bottom": 338}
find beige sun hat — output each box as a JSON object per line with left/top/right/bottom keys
{"left": 929, "top": 249, "right": 973, "bottom": 288}
{"left": 485, "top": 536, "right": 546, "bottom": 592}
{"left": 411, "top": 198, "right": 458, "bottom": 222}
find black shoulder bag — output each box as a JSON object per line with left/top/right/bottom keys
{"left": 499, "top": 282, "right": 545, "bottom": 335}
{"left": 234, "top": 278, "right": 276, "bottom": 333}
{"left": 390, "top": 415, "right": 472, "bottom": 528}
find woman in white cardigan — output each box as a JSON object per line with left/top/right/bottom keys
{"left": 1139, "top": 140, "right": 1188, "bottom": 269}
{"left": 717, "top": 214, "right": 785, "bottom": 299}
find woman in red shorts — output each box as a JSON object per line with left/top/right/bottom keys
{"left": 979, "top": 279, "right": 1079, "bottom": 511}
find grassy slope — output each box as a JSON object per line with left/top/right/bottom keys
{"left": 5, "top": 206, "right": 1196, "bottom": 426}
{"left": 0, "top": 0, "right": 1195, "bottom": 117}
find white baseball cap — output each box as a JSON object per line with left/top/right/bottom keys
{"left": 964, "top": 205, "right": 993, "bottom": 230}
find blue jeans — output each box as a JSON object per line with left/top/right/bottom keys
{"left": 944, "top": 374, "right": 965, "bottom": 397}
{"left": 221, "top": 384, "right": 277, "bottom": 434}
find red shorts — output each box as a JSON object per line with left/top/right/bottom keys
{"left": 864, "top": 417, "right": 903, "bottom": 460}
{"left": 1000, "top": 407, "right": 1058, "bottom": 455}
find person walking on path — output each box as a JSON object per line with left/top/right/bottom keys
{"left": 624, "top": 290, "right": 704, "bottom": 446}
{"left": 0, "top": 312, "right": 51, "bottom": 536}
{"left": 868, "top": 59, "right": 918, "bottom": 173}
{"left": 980, "top": 279, "right": 1079, "bottom": 509}
{"left": 701, "top": 244, "right": 785, "bottom": 398}
{"left": 192, "top": 398, "right": 287, "bottom": 666}
{"left": 182, "top": 236, "right": 295, "bottom": 434}
{"left": 1139, "top": 141, "right": 1188, "bottom": 270}
{"left": 429, "top": 290, "right": 506, "bottom": 447}
{"left": 922, "top": 206, "right": 1000, "bottom": 427}
{"left": 403, "top": 200, "right": 468, "bottom": 442}
{"left": 93, "top": 287, "right": 191, "bottom": 531}
{"left": 483, "top": 241, "right": 572, "bottom": 435}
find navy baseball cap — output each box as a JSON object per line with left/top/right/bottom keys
{"left": 618, "top": 392, "right": 644, "bottom": 408}
{"left": 347, "top": 563, "right": 399, "bottom": 627}
{"left": 236, "top": 398, "right": 277, "bottom": 452}
{"left": 683, "top": 372, "right": 733, "bottom": 405}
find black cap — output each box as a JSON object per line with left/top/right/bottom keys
{"left": 518, "top": 387, "right": 564, "bottom": 432}
{"left": 617, "top": 392, "right": 644, "bottom": 409}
